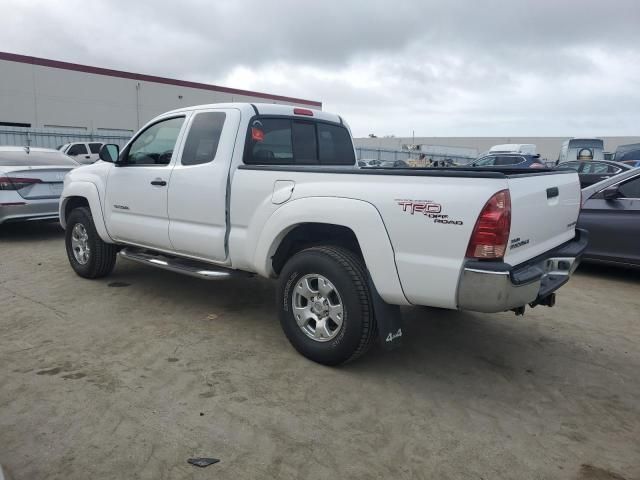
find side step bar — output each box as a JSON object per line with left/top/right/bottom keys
{"left": 119, "top": 248, "right": 253, "bottom": 280}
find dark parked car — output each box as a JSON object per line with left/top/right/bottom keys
{"left": 578, "top": 169, "right": 640, "bottom": 267}
{"left": 621, "top": 160, "right": 640, "bottom": 168}
{"left": 613, "top": 143, "right": 640, "bottom": 163}
{"left": 555, "top": 160, "right": 632, "bottom": 188}
{"left": 379, "top": 160, "right": 409, "bottom": 168}
{"left": 470, "top": 153, "right": 545, "bottom": 169}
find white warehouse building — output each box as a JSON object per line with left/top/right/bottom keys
{"left": 0, "top": 51, "right": 321, "bottom": 137}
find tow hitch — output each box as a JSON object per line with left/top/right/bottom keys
{"left": 511, "top": 292, "right": 557, "bottom": 316}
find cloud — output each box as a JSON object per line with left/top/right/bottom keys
{"left": 1, "top": 0, "right": 639, "bottom": 136}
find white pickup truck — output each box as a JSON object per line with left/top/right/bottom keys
{"left": 59, "top": 103, "right": 587, "bottom": 365}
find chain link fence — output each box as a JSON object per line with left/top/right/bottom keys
{"left": 0, "top": 126, "right": 131, "bottom": 150}
{"left": 355, "top": 147, "right": 475, "bottom": 166}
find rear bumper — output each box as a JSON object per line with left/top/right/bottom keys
{"left": 0, "top": 200, "right": 60, "bottom": 224}
{"left": 457, "top": 229, "right": 588, "bottom": 312}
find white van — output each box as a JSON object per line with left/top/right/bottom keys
{"left": 489, "top": 144, "right": 537, "bottom": 155}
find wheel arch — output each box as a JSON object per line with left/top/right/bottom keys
{"left": 254, "top": 197, "right": 409, "bottom": 305}
{"left": 59, "top": 182, "right": 113, "bottom": 243}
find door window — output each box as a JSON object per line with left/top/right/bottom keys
{"left": 494, "top": 156, "right": 523, "bottom": 166}
{"left": 89, "top": 143, "right": 102, "bottom": 154}
{"left": 67, "top": 143, "right": 88, "bottom": 156}
{"left": 473, "top": 156, "right": 495, "bottom": 166}
{"left": 618, "top": 177, "right": 640, "bottom": 198}
{"left": 181, "top": 112, "right": 226, "bottom": 166}
{"left": 125, "top": 117, "right": 185, "bottom": 166}
{"left": 560, "top": 161, "right": 580, "bottom": 171}
{"left": 582, "top": 162, "right": 613, "bottom": 174}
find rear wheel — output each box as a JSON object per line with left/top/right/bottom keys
{"left": 277, "top": 246, "right": 376, "bottom": 365}
{"left": 65, "top": 207, "right": 117, "bottom": 278}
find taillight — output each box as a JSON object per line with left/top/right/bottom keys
{"left": 466, "top": 189, "right": 511, "bottom": 259}
{"left": 529, "top": 163, "right": 545, "bottom": 169}
{"left": 293, "top": 108, "right": 314, "bottom": 116}
{"left": 0, "top": 176, "right": 41, "bottom": 190}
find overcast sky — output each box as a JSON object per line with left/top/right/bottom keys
{"left": 2, "top": 0, "right": 639, "bottom": 137}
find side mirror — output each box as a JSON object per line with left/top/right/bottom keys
{"left": 601, "top": 185, "right": 620, "bottom": 200}
{"left": 99, "top": 144, "right": 119, "bottom": 163}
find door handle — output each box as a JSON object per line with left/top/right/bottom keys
{"left": 150, "top": 179, "right": 167, "bottom": 186}
{"left": 85, "top": 155, "right": 90, "bottom": 159}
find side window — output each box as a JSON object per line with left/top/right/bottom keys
{"left": 246, "top": 119, "right": 293, "bottom": 164}
{"left": 292, "top": 121, "right": 317, "bottom": 164}
{"left": 474, "top": 156, "right": 495, "bottom": 166}
{"left": 181, "top": 112, "right": 226, "bottom": 166}
{"left": 560, "top": 161, "right": 580, "bottom": 171}
{"left": 126, "top": 117, "right": 185, "bottom": 166}
{"left": 318, "top": 123, "right": 355, "bottom": 165}
{"left": 494, "top": 156, "right": 522, "bottom": 166}
{"left": 583, "top": 162, "right": 609, "bottom": 174}
{"left": 67, "top": 143, "right": 88, "bottom": 156}
{"left": 89, "top": 143, "right": 102, "bottom": 154}
{"left": 618, "top": 177, "right": 640, "bottom": 198}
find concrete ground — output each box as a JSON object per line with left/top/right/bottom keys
{"left": 0, "top": 222, "right": 639, "bottom": 480}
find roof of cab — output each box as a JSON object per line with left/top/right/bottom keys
{"left": 161, "top": 102, "right": 342, "bottom": 125}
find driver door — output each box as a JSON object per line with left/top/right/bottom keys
{"left": 105, "top": 115, "right": 187, "bottom": 250}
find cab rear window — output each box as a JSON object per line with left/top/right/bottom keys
{"left": 245, "top": 118, "right": 355, "bottom": 166}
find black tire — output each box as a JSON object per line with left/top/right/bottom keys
{"left": 65, "top": 207, "right": 117, "bottom": 279}
{"left": 277, "top": 246, "right": 377, "bottom": 366}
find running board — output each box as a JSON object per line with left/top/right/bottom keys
{"left": 119, "top": 248, "right": 252, "bottom": 280}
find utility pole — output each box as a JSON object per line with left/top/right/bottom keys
{"left": 135, "top": 83, "right": 141, "bottom": 129}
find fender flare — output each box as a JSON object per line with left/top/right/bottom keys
{"left": 59, "top": 181, "right": 113, "bottom": 243}
{"left": 253, "top": 197, "right": 409, "bottom": 306}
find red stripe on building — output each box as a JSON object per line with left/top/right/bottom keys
{"left": 0, "top": 51, "right": 322, "bottom": 108}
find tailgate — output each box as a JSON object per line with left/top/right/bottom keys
{"left": 504, "top": 171, "right": 581, "bottom": 266}
{"left": 5, "top": 167, "right": 73, "bottom": 200}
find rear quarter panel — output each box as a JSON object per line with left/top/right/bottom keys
{"left": 230, "top": 168, "right": 508, "bottom": 308}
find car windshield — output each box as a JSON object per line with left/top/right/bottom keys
{"left": 0, "top": 150, "right": 80, "bottom": 166}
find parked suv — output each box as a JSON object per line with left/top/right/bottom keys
{"left": 57, "top": 142, "right": 104, "bottom": 164}
{"left": 470, "top": 153, "right": 545, "bottom": 169}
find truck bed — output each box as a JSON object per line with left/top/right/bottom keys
{"left": 232, "top": 165, "right": 581, "bottom": 309}
{"left": 238, "top": 164, "right": 570, "bottom": 178}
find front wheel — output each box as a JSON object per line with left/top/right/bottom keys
{"left": 277, "top": 246, "right": 377, "bottom": 366}
{"left": 65, "top": 207, "right": 117, "bottom": 279}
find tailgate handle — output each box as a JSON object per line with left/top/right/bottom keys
{"left": 546, "top": 187, "right": 559, "bottom": 199}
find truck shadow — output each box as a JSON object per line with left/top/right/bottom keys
{"left": 101, "top": 259, "right": 637, "bottom": 394}
{"left": 576, "top": 262, "right": 639, "bottom": 283}
{"left": 0, "top": 221, "right": 64, "bottom": 242}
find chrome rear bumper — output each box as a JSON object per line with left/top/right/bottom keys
{"left": 457, "top": 229, "right": 588, "bottom": 313}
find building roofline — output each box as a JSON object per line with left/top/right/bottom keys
{"left": 0, "top": 51, "right": 322, "bottom": 108}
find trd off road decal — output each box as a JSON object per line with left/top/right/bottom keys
{"left": 396, "top": 200, "right": 464, "bottom": 226}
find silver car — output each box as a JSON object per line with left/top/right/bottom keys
{"left": 0, "top": 146, "right": 79, "bottom": 224}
